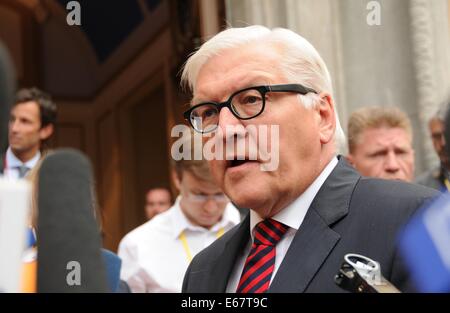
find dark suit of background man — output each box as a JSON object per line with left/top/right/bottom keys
{"left": 3, "top": 88, "right": 57, "bottom": 179}
{"left": 180, "top": 25, "right": 438, "bottom": 293}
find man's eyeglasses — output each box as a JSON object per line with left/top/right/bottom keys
{"left": 184, "top": 84, "right": 317, "bottom": 133}
{"left": 185, "top": 192, "right": 229, "bottom": 203}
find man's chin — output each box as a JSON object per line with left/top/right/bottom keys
{"left": 224, "top": 186, "right": 266, "bottom": 211}
{"left": 381, "top": 174, "right": 408, "bottom": 182}
{"left": 222, "top": 167, "right": 271, "bottom": 208}
{"left": 198, "top": 219, "right": 220, "bottom": 229}
{"left": 10, "top": 145, "right": 25, "bottom": 153}
{"left": 440, "top": 156, "right": 449, "bottom": 167}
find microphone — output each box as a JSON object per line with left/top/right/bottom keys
{"left": 0, "top": 41, "right": 16, "bottom": 166}
{"left": 395, "top": 101, "right": 450, "bottom": 293}
{"left": 335, "top": 253, "right": 400, "bottom": 293}
{"left": 37, "top": 149, "right": 108, "bottom": 292}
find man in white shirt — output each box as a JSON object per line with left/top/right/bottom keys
{"left": 118, "top": 133, "right": 241, "bottom": 292}
{"left": 3, "top": 87, "right": 57, "bottom": 179}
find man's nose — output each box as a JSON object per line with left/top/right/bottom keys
{"left": 217, "top": 108, "right": 246, "bottom": 142}
{"left": 203, "top": 197, "right": 219, "bottom": 212}
{"left": 385, "top": 152, "right": 400, "bottom": 172}
{"left": 439, "top": 134, "right": 446, "bottom": 149}
{"left": 9, "top": 119, "right": 20, "bottom": 133}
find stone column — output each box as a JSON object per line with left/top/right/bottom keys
{"left": 409, "top": 0, "right": 450, "bottom": 170}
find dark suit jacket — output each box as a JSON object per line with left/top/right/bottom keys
{"left": 182, "top": 157, "right": 438, "bottom": 293}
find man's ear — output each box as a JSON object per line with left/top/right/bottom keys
{"left": 39, "top": 124, "right": 54, "bottom": 141}
{"left": 316, "top": 93, "right": 335, "bottom": 145}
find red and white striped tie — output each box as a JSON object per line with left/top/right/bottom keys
{"left": 236, "top": 219, "right": 288, "bottom": 293}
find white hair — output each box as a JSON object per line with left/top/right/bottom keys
{"left": 432, "top": 99, "right": 450, "bottom": 122}
{"left": 181, "top": 25, "right": 346, "bottom": 149}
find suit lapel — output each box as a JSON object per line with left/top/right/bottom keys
{"left": 269, "top": 209, "right": 340, "bottom": 292}
{"left": 269, "top": 157, "right": 360, "bottom": 292}
{"left": 207, "top": 214, "right": 250, "bottom": 292}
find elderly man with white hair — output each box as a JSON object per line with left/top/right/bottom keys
{"left": 416, "top": 100, "right": 450, "bottom": 191}
{"left": 181, "top": 25, "right": 437, "bottom": 293}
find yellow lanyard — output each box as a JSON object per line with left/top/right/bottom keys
{"left": 180, "top": 227, "right": 225, "bottom": 262}
{"left": 444, "top": 178, "right": 450, "bottom": 191}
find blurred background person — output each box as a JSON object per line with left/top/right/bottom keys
{"left": 416, "top": 100, "right": 450, "bottom": 191}
{"left": 144, "top": 187, "right": 172, "bottom": 220}
{"left": 346, "top": 106, "right": 415, "bottom": 182}
{"left": 3, "top": 88, "right": 56, "bottom": 180}
{"left": 118, "top": 132, "right": 240, "bottom": 292}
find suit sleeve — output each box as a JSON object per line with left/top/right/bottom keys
{"left": 389, "top": 193, "right": 438, "bottom": 292}
{"left": 390, "top": 245, "right": 418, "bottom": 292}
{"left": 181, "top": 258, "right": 193, "bottom": 293}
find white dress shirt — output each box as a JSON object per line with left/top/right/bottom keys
{"left": 3, "top": 147, "right": 41, "bottom": 180}
{"left": 118, "top": 196, "right": 241, "bottom": 293}
{"left": 226, "top": 157, "right": 338, "bottom": 292}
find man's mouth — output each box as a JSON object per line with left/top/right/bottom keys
{"left": 226, "top": 157, "right": 259, "bottom": 169}
{"left": 229, "top": 159, "right": 247, "bottom": 168}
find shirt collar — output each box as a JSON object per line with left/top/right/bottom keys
{"left": 6, "top": 147, "right": 41, "bottom": 169}
{"left": 172, "top": 196, "right": 240, "bottom": 239}
{"left": 250, "top": 156, "right": 338, "bottom": 239}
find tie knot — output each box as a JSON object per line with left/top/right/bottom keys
{"left": 17, "top": 165, "right": 30, "bottom": 178}
{"left": 253, "top": 219, "right": 288, "bottom": 246}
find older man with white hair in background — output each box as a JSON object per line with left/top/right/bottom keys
{"left": 181, "top": 25, "right": 438, "bottom": 293}
{"left": 416, "top": 100, "right": 450, "bottom": 191}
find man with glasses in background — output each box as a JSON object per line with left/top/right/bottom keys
{"left": 180, "top": 25, "right": 438, "bottom": 293}
{"left": 118, "top": 132, "right": 240, "bottom": 292}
